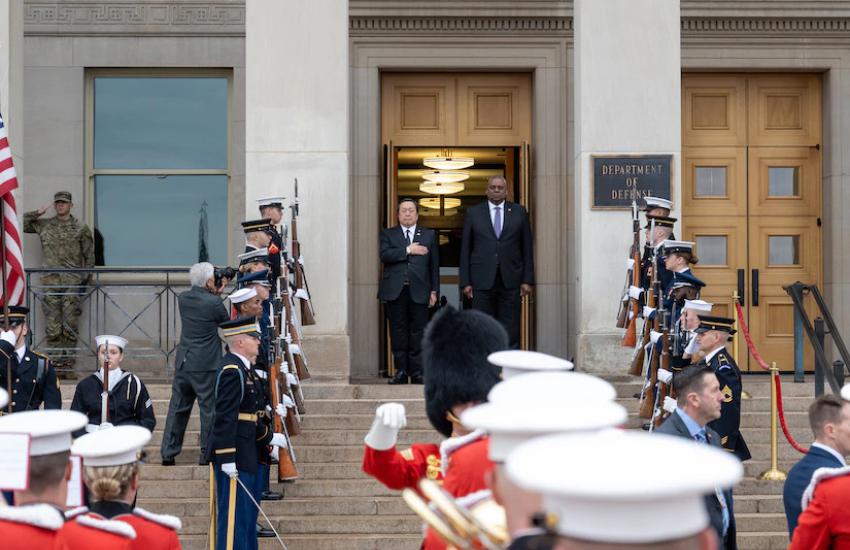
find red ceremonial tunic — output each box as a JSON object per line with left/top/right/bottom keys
{"left": 362, "top": 442, "right": 442, "bottom": 490}
{"left": 0, "top": 503, "right": 68, "bottom": 550}
{"left": 791, "top": 469, "right": 850, "bottom": 550}
{"left": 84, "top": 507, "right": 182, "bottom": 550}
{"left": 58, "top": 512, "right": 136, "bottom": 550}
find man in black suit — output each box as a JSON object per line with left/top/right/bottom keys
{"left": 656, "top": 364, "right": 738, "bottom": 550}
{"left": 378, "top": 198, "right": 439, "bottom": 385}
{"left": 460, "top": 175, "right": 534, "bottom": 348}
{"left": 783, "top": 394, "right": 850, "bottom": 537}
{"left": 161, "top": 262, "right": 231, "bottom": 465}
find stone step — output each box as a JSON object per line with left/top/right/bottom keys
{"left": 179, "top": 534, "right": 421, "bottom": 550}
{"left": 737, "top": 532, "right": 792, "bottom": 550}
{"left": 138, "top": 478, "right": 405, "bottom": 499}
{"left": 733, "top": 495, "right": 784, "bottom": 514}
{"left": 735, "top": 513, "right": 788, "bottom": 533}
{"left": 142, "top": 462, "right": 367, "bottom": 482}
{"left": 143, "top": 428, "right": 440, "bottom": 449}
{"left": 177, "top": 514, "right": 422, "bottom": 536}
{"left": 139, "top": 496, "right": 411, "bottom": 517}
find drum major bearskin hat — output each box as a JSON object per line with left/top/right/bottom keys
{"left": 422, "top": 307, "right": 508, "bottom": 437}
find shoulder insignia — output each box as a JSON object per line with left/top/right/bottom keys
{"left": 31, "top": 350, "right": 49, "bottom": 361}
{"left": 400, "top": 448, "right": 415, "bottom": 461}
{"left": 718, "top": 354, "right": 729, "bottom": 364}
{"left": 133, "top": 507, "right": 182, "bottom": 531}
{"left": 0, "top": 503, "right": 65, "bottom": 531}
{"left": 426, "top": 454, "right": 442, "bottom": 480}
{"left": 720, "top": 435, "right": 729, "bottom": 446}
{"left": 222, "top": 365, "right": 240, "bottom": 371}
{"left": 76, "top": 514, "right": 137, "bottom": 539}
{"left": 721, "top": 385, "right": 733, "bottom": 403}
{"left": 802, "top": 465, "right": 850, "bottom": 511}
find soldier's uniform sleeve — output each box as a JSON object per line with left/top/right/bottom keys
{"left": 362, "top": 443, "right": 442, "bottom": 490}
{"left": 788, "top": 484, "right": 834, "bottom": 550}
{"left": 211, "top": 365, "right": 242, "bottom": 464}
{"left": 22, "top": 211, "right": 44, "bottom": 234}
{"left": 39, "top": 355, "right": 62, "bottom": 410}
{"left": 79, "top": 224, "right": 95, "bottom": 268}
{"left": 135, "top": 379, "right": 156, "bottom": 432}
{"left": 0, "top": 340, "right": 12, "bottom": 390}
{"left": 712, "top": 356, "right": 742, "bottom": 452}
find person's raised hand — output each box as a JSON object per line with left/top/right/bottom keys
{"left": 408, "top": 243, "right": 428, "bottom": 256}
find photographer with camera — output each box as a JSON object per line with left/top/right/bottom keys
{"left": 161, "top": 261, "right": 233, "bottom": 466}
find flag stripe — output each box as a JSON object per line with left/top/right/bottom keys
{"left": 0, "top": 115, "right": 25, "bottom": 307}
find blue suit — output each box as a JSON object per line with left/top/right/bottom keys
{"left": 783, "top": 445, "right": 844, "bottom": 537}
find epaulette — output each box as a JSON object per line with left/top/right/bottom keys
{"left": 0, "top": 503, "right": 64, "bottom": 531}
{"left": 222, "top": 364, "right": 241, "bottom": 371}
{"left": 31, "top": 350, "right": 50, "bottom": 361}
{"left": 802, "top": 465, "right": 850, "bottom": 510}
{"left": 64, "top": 506, "right": 89, "bottom": 519}
{"left": 439, "top": 430, "right": 487, "bottom": 477}
{"left": 76, "top": 514, "right": 137, "bottom": 539}
{"left": 133, "top": 507, "right": 182, "bottom": 531}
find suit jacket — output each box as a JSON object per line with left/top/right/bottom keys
{"left": 784, "top": 445, "right": 844, "bottom": 537}
{"left": 703, "top": 348, "right": 751, "bottom": 461}
{"left": 656, "top": 410, "right": 737, "bottom": 550}
{"left": 377, "top": 225, "right": 440, "bottom": 305}
{"left": 459, "top": 201, "right": 534, "bottom": 291}
{"left": 0, "top": 341, "right": 61, "bottom": 411}
{"left": 175, "top": 286, "right": 230, "bottom": 372}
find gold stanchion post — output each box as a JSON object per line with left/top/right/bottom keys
{"left": 758, "top": 362, "right": 787, "bottom": 481}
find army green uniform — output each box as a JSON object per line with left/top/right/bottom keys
{"left": 23, "top": 211, "right": 95, "bottom": 368}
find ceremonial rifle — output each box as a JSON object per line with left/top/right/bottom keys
{"left": 653, "top": 308, "right": 673, "bottom": 428}
{"left": 282, "top": 259, "right": 311, "bottom": 381}
{"left": 290, "top": 179, "right": 316, "bottom": 326}
{"left": 621, "top": 201, "right": 641, "bottom": 347}
{"left": 638, "top": 242, "right": 662, "bottom": 420}
{"left": 629, "top": 218, "right": 656, "bottom": 376}
{"left": 101, "top": 339, "right": 110, "bottom": 423}
{"left": 268, "top": 351, "right": 298, "bottom": 482}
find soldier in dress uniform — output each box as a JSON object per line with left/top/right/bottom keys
{"left": 69, "top": 335, "right": 156, "bottom": 436}
{"left": 238, "top": 248, "right": 272, "bottom": 276}
{"left": 70, "top": 425, "right": 182, "bottom": 550}
{"left": 680, "top": 299, "right": 714, "bottom": 364}
{"left": 660, "top": 240, "right": 705, "bottom": 369}
{"left": 505, "top": 429, "right": 743, "bottom": 550}
{"left": 644, "top": 196, "right": 673, "bottom": 218}
{"left": 257, "top": 197, "right": 287, "bottom": 280}
{"left": 207, "top": 317, "right": 289, "bottom": 550}
{"left": 242, "top": 219, "right": 272, "bottom": 253}
{"left": 0, "top": 305, "right": 61, "bottom": 412}
{"left": 23, "top": 191, "right": 95, "bottom": 372}
{"left": 0, "top": 408, "right": 136, "bottom": 549}
{"left": 693, "top": 316, "right": 751, "bottom": 461}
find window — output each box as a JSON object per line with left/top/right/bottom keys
{"left": 768, "top": 167, "right": 799, "bottom": 197}
{"left": 694, "top": 166, "right": 727, "bottom": 197}
{"left": 769, "top": 235, "right": 800, "bottom": 266}
{"left": 695, "top": 235, "right": 727, "bottom": 266}
{"left": 88, "top": 71, "right": 230, "bottom": 266}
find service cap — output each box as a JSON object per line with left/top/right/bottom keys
{"left": 488, "top": 350, "right": 573, "bottom": 380}
{"left": 661, "top": 240, "right": 695, "bottom": 255}
{"left": 228, "top": 287, "right": 258, "bottom": 305}
{"left": 95, "top": 334, "right": 128, "bottom": 351}
{"left": 642, "top": 196, "right": 673, "bottom": 211}
{"left": 72, "top": 425, "right": 151, "bottom": 467}
{"left": 241, "top": 218, "right": 272, "bottom": 234}
{"left": 506, "top": 430, "right": 743, "bottom": 544}
{"left": 693, "top": 315, "right": 736, "bottom": 336}
{"left": 237, "top": 269, "right": 272, "bottom": 288}
{"left": 488, "top": 371, "right": 617, "bottom": 406}
{"left": 0, "top": 410, "right": 88, "bottom": 456}
{"left": 257, "top": 196, "right": 286, "bottom": 209}
{"left": 683, "top": 299, "right": 713, "bottom": 314}
{"left": 238, "top": 247, "right": 270, "bottom": 266}
{"left": 53, "top": 191, "right": 72, "bottom": 203}
{"left": 1, "top": 305, "right": 28, "bottom": 327}
{"left": 644, "top": 215, "right": 677, "bottom": 229}
{"left": 219, "top": 316, "right": 261, "bottom": 339}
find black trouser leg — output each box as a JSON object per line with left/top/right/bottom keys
{"left": 406, "top": 297, "right": 429, "bottom": 378}
{"left": 494, "top": 273, "right": 521, "bottom": 349}
{"left": 386, "top": 288, "right": 412, "bottom": 376}
{"left": 471, "top": 283, "right": 499, "bottom": 318}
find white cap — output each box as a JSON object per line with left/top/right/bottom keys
{"left": 506, "top": 430, "right": 743, "bottom": 544}
{"left": 72, "top": 425, "right": 152, "bottom": 467}
{"left": 683, "top": 299, "right": 713, "bottom": 314}
{"left": 228, "top": 287, "right": 257, "bottom": 304}
{"left": 840, "top": 384, "right": 850, "bottom": 401}
{"left": 461, "top": 399, "right": 627, "bottom": 462}
{"left": 488, "top": 371, "right": 617, "bottom": 406}
{"left": 0, "top": 410, "right": 88, "bottom": 456}
{"left": 0, "top": 388, "right": 7, "bottom": 409}
{"left": 257, "top": 196, "right": 286, "bottom": 208}
{"left": 95, "top": 335, "right": 128, "bottom": 350}
{"left": 488, "top": 350, "right": 574, "bottom": 380}
{"left": 643, "top": 196, "right": 673, "bottom": 210}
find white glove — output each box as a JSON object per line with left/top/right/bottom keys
{"left": 657, "top": 369, "right": 673, "bottom": 385}
{"left": 283, "top": 395, "right": 295, "bottom": 408}
{"left": 625, "top": 258, "right": 635, "bottom": 270}
{"left": 270, "top": 433, "right": 289, "bottom": 449}
{"left": 628, "top": 286, "right": 644, "bottom": 300}
{"left": 221, "top": 462, "right": 238, "bottom": 478}
{"left": 98, "top": 422, "right": 114, "bottom": 430}
{"left": 649, "top": 330, "right": 663, "bottom": 345}
{"left": 275, "top": 403, "right": 287, "bottom": 418}
{"left": 290, "top": 343, "right": 302, "bottom": 355}
{"left": 0, "top": 330, "right": 15, "bottom": 346}
{"left": 286, "top": 373, "right": 298, "bottom": 386}
{"left": 684, "top": 336, "right": 700, "bottom": 355}
{"left": 254, "top": 369, "right": 268, "bottom": 380}
{"left": 295, "top": 288, "right": 310, "bottom": 301}
{"left": 643, "top": 306, "right": 656, "bottom": 318}
{"left": 364, "top": 403, "right": 406, "bottom": 451}
{"left": 270, "top": 445, "right": 280, "bottom": 462}
{"left": 663, "top": 396, "right": 678, "bottom": 414}
{"left": 85, "top": 424, "right": 98, "bottom": 433}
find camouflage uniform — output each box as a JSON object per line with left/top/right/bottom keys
{"left": 23, "top": 211, "right": 95, "bottom": 368}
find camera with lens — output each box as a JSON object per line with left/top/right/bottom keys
{"left": 214, "top": 266, "right": 237, "bottom": 287}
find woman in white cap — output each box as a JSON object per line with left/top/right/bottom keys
{"left": 71, "top": 425, "right": 181, "bottom": 549}
{"left": 70, "top": 335, "right": 156, "bottom": 436}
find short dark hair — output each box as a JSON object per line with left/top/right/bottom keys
{"left": 809, "top": 394, "right": 849, "bottom": 438}
{"left": 674, "top": 364, "right": 716, "bottom": 406}
{"left": 29, "top": 450, "right": 70, "bottom": 495}
{"left": 398, "top": 197, "right": 419, "bottom": 212}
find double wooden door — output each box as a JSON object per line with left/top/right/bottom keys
{"left": 682, "top": 74, "right": 822, "bottom": 371}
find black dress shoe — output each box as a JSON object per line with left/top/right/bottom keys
{"left": 261, "top": 490, "right": 283, "bottom": 501}
{"left": 410, "top": 375, "right": 423, "bottom": 384}
{"left": 161, "top": 457, "right": 176, "bottom": 466}
{"left": 257, "top": 524, "right": 275, "bottom": 538}
{"left": 388, "top": 372, "right": 409, "bottom": 385}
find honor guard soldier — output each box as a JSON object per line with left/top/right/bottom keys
{"left": 256, "top": 197, "right": 287, "bottom": 280}
{"left": 0, "top": 306, "right": 61, "bottom": 412}
{"left": 641, "top": 215, "right": 677, "bottom": 298}
{"left": 0, "top": 409, "right": 135, "bottom": 549}
{"left": 70, "top": 335, "right": 156, "bottom": 436}
{"left": 241, "top": 219, "right": 277, "bottom": 281}
{"left": 506, "top": 429, "right": 743, "bottom": 550}
{"left": 680, "top": 299, "right": 714, "bottom": 364}
{"left": 460, "top": 368, "right": 625, "bottom": 549}
{"left": 71, "top": 425, "right": 182, "bottom": 550}
{"left": 694, "top": 316, "right": 751, "bottom": 461}
{"left": 238, "top": 247, "right": 272, "bottom": 276}
{"left": 207, "top": 317, "right": 288, "bottom": 550}
{"left": 660, "top": 240, "right": 705, "bottom": 368}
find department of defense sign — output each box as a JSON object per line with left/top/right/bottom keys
{"left": 592, "top": 155, "right": 672, "bottom": 209}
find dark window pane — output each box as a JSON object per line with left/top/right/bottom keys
{"left": 94, "top": 77, "right": 228, "bottom": 169}
{"left": 94, "top": 175, "right": 228, "bottom": 266}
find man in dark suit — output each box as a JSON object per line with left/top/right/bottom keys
{"left": 161, "top": 262, "right": 231, "bottom": 465}
{"left": 783, "top": 394, "right": 849, "bottom": 537}
{"left": 656, "top": 364, "right": 738, "bottom": 549}
{"left": 460, "top": 175, "right": 534, "bottom": 348}
{"left": 379, "top": 198, "right": 439, "bottom": 385}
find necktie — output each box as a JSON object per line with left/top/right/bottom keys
{"left": 405, "top": 229, "right": 411, "bottom": 246}
{"left": 694, "top": 431, "right": 729, "bottom": 536}
{"left": 493, "top": 206, "right": 502, "bottom": 238}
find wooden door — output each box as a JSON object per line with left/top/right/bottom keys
{"left": 682, "top": 74, "right": 822, "bottom": 372}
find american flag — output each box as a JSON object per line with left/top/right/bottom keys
{"left": 0, "top": 114, "right": 25, "bottom": 306}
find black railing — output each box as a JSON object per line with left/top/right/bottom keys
{"left": 24, "top": 268, "right": 191, "bottom": 379}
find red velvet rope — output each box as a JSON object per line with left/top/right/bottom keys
{"left": 733, "top": 301, "right": 808, "bottom": 454}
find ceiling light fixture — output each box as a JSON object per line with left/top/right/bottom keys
{"left": 419, "top": 197, "right": 461, "bottom": 210}
{"left": 419, "top": 181, "right": 465, "bottom": 195}
{"left": 423, "top": 157, "right": 475, "bottom": 170}
{"left": 421, "top": 170, "right": 469, "bottom": 184}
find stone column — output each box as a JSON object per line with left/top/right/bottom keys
{"left": 573, "top": 0, "right": 681, "bottom": 372}
{"left": 245, "top": 0, "right": 350, "bottom": 377}
{"left": 0, "top": 1, "right": 24, "bottom": 178}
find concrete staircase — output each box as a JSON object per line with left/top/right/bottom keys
{"left": 61, "top": 372, "right": 817, "bottom": 550}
